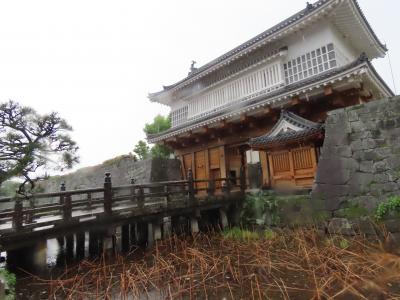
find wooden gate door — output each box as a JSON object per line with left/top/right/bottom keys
{"left": 182, "top": 154, "right": 193, "bottom": 178}
{"left": 195, "top": 151, "right": 207, "bottom": 192}
{"left": 209, "top": 147, "right": 221, "bottom": 191}
{"left": 268, "top": 146, "right": 317, "bottom": 188}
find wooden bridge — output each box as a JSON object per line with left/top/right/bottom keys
{"left": 0, "top": 169, "right": 245, "bottom": 257}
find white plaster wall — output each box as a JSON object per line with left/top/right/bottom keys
{"left": 280, "top": 20, "right": 359, "bottom": 67}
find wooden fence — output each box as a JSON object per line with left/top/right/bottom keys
{"left": 0, "top": 169, "right": 246, "bottom": 234}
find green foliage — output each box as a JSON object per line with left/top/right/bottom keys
{"left": 264, "top": 229, "right": 276, "bottom": 240}
{"left": 338, "top": 202, "right": 369, "bottom": 219}
{"left": 375, "top": 196, "right": 400, "bottom": 221}
{"left": 240, "top": 191, "right": 280, "bottom": 226}
{"left": 339, "top": 238, "right": 350, "bottom": 249}
{"left": 222, "top": 227, "right": 277, "bottom": 241}
{"left": 0, "top": 100, "right": 79, "bottom": 193}
{"left": 150, "top": 144, "right": 172, "bottom": 159}
{"left": 133, "top": 140, "right": 150, "bottom": 160}
{"left": 144, "top": 115, "right": 171, "bottom": 135}
{"left": 0, "top": 268, "right": 16, "bottom": 299}
{"left": 222, "top": 227, "right": 259, "bottom": 241}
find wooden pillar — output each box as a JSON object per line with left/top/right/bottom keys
{"left": 66, "top": 234, "right": 74, "bottom": 260}
{"left": 153, "top": 221, "right": 162, "bottom": 241}
{"left": 162, "top": 217, "right": 172, "bottom": 238}
{"left": 190, "top": 217, "right": 199, "bottom": 234}
{"left": 12, "top": 198, "right": 23, "bottom": 231}
{"left": 219, "top": 145, "right": 227, "bottom": 179}
{"left": 63, "top": 193, "right": 72, "bottom": 221}
{"left": 164, "top": 185, "right": 170, "bottom": 205}
{"left": 137, "top": 187, "right": 145, "bottom": 209}
{"left": 136, "top": 222, "right": 148, "bottom": 246}
{"left": 76, "top": 232, "right": 85, "bottom": 259}
{"left": 259, "top": 151, "right": 270, "bottom": 187}
{"left": 130, "top": 223, "right": 137, "bottom": 245}
{"left": 89, "top": 230, "right": 99, "bottom": 257}
{"left": 219, "top": 209, "right": 229, "bottom": 230}
{"left": 187, "top": 168, "right": 195, "bottom": 204}
{"left": 130, "top": 178, "right": 136, "bottom": 202}
{"left": 121, "top": 224, "right": 130, "bottom": 252}
{"left": 240, "top": 148, "right": 247, "bottom": 191}
{"left": 147, "top": 222, "right": 154, "bottom": 248}
{"left": 60, "top": 182, "right": 66, "bottom": 205}
{"left": 103, "top": 172, "right": 112, "bottom": 215}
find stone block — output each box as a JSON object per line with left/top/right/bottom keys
{"left": 373, "top": 174, "right": 389, "bottom": 184}
{"left": 350, "top": 121, "right": 364, "bottom": 133}
{"left": 352, "top": 218, "right": 377, "bottom": 236}
{"left": 362, "top": 139, "right": 377, "bottom": 150}
{"left": 383, "top": 219, "right": 400, "bottom": 233}
{"left": 373, "top": 161, "right": 389, "bottom": 173}
{"left": 315, "top": 157, "right": 351, "bottom": 185}
{"left": 350, "top": 140, "right": 363, "bottom": 151}
{"left": 327, "top": 218, "right": 356, "bottom": 236}
{"left": 360, "top": 161, "right": 373, "bottom": 173}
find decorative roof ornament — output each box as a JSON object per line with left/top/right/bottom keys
{"left": 306, "top": 2, "right": 314, "bottom": 10}
{"left": 358, "top": 52, "right": 369, "bottom": 63}
{"left": 188, "top": 60, "right": 198, "bottom": 76}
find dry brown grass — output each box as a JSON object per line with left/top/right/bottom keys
{"left": 29, "top": 229, "right": 400, "bottom": 299}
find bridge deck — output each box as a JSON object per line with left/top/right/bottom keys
{"left": 0, "top": 172, "right": 245, "bottom": 251}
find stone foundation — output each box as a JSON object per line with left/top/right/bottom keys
{"left": 311, "top": 96, "right": 400, "bottom": 216}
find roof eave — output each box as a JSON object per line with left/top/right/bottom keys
{"left": 147, "top": 57, "right": 391, "bottom": 144}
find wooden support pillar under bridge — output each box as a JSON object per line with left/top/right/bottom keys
{"left": 0, "top": 170, "right": 246, "bottom": 264}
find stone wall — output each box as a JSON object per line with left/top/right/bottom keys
{"left": 311, "top": 96, "right": 400, "bottom": 216}
{"left": 39, "top": 157, "right": 182, "bottom": 192}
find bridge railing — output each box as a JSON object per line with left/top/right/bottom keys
{"left": 0, "top": 168, "right": 246, "bottom": 232}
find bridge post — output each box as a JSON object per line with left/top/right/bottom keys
{"left": 137, "top": 187, "right": 145, "bottom": 209}
{"left": 104, "top": 172, "right": 112, "bottom": 215}
{"left": 164, "top": 185, "right": 170, "bottom": 205}
{"left": 130, "top": 178, "right": 136, "bottom": 202}
{"left": 63, "top": 193, "right": 72, "bottom": 221}
{"left": 60, "top": 182, "right": 66, "bottom": 204}
{"left": 187, "top": 168, "right": 195, "bottom": 204}
{"left": 12, "top": 198, "right": 23, "bottom": 231}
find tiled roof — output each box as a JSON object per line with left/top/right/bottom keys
{"left": 150, "top": 0, "right": 386, "bottom": 97}
{"left": 249, "top": 111, "right": 323, "bottom": 148}
{"left": 147, "top": 54, "right": 393, "bottom": 143}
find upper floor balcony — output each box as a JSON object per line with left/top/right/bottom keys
{"left": 170, "top": 43, "right": 338, "bottom": 128}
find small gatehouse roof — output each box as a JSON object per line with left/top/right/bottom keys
{"left": 249, "top": 111, "right": 324, "bottom": 148}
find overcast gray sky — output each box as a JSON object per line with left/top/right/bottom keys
{"left": 0, "top": 0, "right": 398, "bottom": 171}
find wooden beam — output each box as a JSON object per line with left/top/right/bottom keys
{"left": 324, "top": 85, "right": 333, "bottom": 96}
{"left": 263, "top": 106, "right": 272, "bottom": 115}
{"left": 291, "top": 96, "right": 300, "bottom": 106}
{"left": 217, "top": 120, "right": 227, "bottom": 129}
{"left": 332, "top": 95, "right": 345, "bottom": 107}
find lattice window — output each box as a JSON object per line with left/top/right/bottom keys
{"left": 292, "top": 148, "right": 313, "bottom": 170}
{"left": 171, "top": 106, "right": 188, "bottom": 127}
{"left": 284, "top": 43, "right": 337, "bottom": 85}
{"left": 271, "top": 152, "right": 291, "bottom": 172}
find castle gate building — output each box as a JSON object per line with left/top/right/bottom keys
{"left": 147, "top": 0, "right": 394, "bottom": 190}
